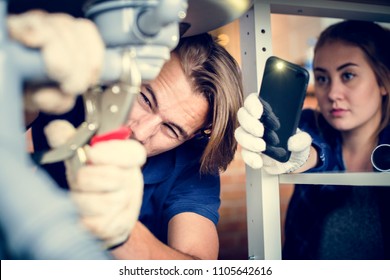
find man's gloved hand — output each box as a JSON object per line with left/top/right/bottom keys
{"left": 7, "top": 10, "right": 104, "bottom": 114}
{"left": 234, "top": 92, "right": 312, "bottom": 175}
{"left": 44, "top": 120, "right": 146, "bottom": 249}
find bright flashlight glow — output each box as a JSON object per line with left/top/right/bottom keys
{"left": 276, "top": 61, "right": 285, "bottom": 70}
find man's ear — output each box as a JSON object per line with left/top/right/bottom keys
{"left": 190, "top": 127, "right": 212, "bottom": 140}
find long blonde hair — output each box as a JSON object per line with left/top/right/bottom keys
{"left": 173, "top": 33, "right": 244, "bottom": 174}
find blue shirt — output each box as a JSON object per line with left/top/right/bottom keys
{"left": 140, "top": 139, "right": 220, "bottom": 243}
{"left": 30, "top": 97, "right": 220, "bottom": 244}
{"left": 283, "top": 109, "right": 390, "bottom": 260}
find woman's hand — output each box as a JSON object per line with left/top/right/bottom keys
{"left": 235, "top": 92, "right": 312, "bottom": 174}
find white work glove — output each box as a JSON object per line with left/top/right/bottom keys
{"left": 234, "top": 92, "right": 312, "bottom": 175}
{"left": 44, "top": 120, "right": 146, "bottom": 249}
{"left": 7, "top": 10, "right": 104, "bottom": 114}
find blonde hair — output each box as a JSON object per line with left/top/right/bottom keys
{"left": 173, "top": 33, "right": 244, "bottom": 174}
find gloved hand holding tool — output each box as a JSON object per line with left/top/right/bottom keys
{"left": 45, "top": 120, "right": 146, "bottom": 249}
{"left": 7, "top": 10, "right": 104, "bottom": 114}
{"left": 10, "top": 10, "right": 146, "bottom": 249}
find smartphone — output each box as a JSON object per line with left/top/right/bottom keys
{"left": 259, "top": 56, "right": 309, "bottom": 162}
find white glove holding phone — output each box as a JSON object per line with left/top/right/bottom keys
{"left": 44, "top": 120, "right": 146, "bottom": 249}
{"left": 234, "top": 92, "right": 312, "bottom": 174}
{"left": 7, "top": 10, "right": 104, "bottom": 114}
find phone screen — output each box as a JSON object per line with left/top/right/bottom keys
{"left": 259, "top": 56, "right": 309, "bottom": 162}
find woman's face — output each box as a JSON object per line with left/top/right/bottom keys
{"left": 313, "top": 41, "right": 386, "bottom": 133}
{"left": 126, "top": 53, "right": 209, "bottom": 157}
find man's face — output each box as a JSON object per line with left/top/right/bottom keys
{"left": 127, "top": 54, "right": 209, "bottom": 157}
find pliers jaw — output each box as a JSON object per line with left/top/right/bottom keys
{"left": 33, "top": 49, "right": 141, "bottom": 166}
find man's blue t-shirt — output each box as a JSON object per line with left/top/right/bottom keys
{"left": 30, "top": 97, "right": 220, "bottom": 244}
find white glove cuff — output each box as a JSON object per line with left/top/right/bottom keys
{"left": 285, "top": 145, "right": 311, "bottom": 174}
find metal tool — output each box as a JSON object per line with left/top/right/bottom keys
{"left": 33, "top": 49, "right": 141, "bottom": 170}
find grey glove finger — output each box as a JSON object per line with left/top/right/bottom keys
{"left": 263, "top": 126, "right": 280, "bottom": 146}
{"left": 265, "top": 145, "right": 287, "bottom": 161}
{"left": 259, "top": 97, "right": 280, "bottom": 131}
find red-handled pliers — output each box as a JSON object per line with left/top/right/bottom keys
{"left": 34, "top": 49, "right": 141, "bottom": 168}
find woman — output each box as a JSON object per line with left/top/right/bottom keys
{"left": 235, "top": 20, "right": 390, "bottom": 259}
